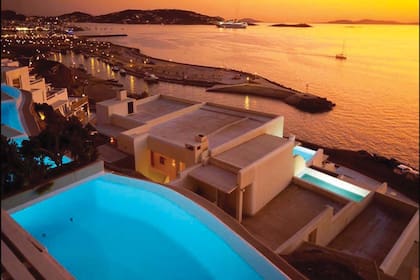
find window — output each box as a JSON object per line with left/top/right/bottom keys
{"left": 159, "top": 156, "right": 166, "bottom": 165}
{"left": 12, "top": 78, "right": 21, "bottom": 88}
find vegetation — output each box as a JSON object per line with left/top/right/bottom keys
{"left": 1, "top": 104, "right": 97, "bottom": 199}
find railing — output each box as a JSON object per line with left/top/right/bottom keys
{"left": 70, "top": 96, "right": 89, "bottom": 111}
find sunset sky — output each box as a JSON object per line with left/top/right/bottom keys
{"left": 2, "top": 0, "right": 419, "bottom": 23}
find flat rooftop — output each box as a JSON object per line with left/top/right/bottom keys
{"left": 328, "top": 195, "right": 416, "bottom": 263}
{"left": 127, "top": 97, "right": 192, "bottom": 123}
{"left": 214, "top": 134, "right": 288, "bottom": 168}
{"left": 242, "top": 183, "right": 345, "bottom": 250}
{"left": 149, "top": 105, "right": 273, "bottom": 148}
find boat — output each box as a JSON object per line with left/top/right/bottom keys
{"left": 119, "top": 68, "right": 127, "bottom": 76}
{"left": 216, "top": 20, "right": 248, "bottom": 29}
{"left": 111, "top": 65, "right": 120, "bottom": 72}
{"left": 335, "top": 41, "right": 347, "bottom": 60}
{"left": 144, "top": 73, "right": 159, "bottom": 83}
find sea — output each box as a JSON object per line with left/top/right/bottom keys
{"left": 54, "top": 22, "right": 419, "bottom": 169}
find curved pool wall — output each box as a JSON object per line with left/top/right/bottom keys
{"left": 297, "top": 167, "right": 370, "bottom": 202}
{"left": 1, "top": 84, "right": 26, "bottom": 134}
{"left": 10, "top": 173, "right": 288, "bottom": 280}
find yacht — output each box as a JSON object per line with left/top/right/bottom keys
{"left": 119, "top": 68, "right": 127, "bottom": 75}
{"left": 216, "top": 20, "right": 248, "bottom": 29}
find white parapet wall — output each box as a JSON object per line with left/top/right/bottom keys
{"left": 3, "top": 161, "right": 105, "bottom": 211}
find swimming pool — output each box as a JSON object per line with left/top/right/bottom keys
{"left": 297, "top": 167, "right": 370, "bottom": 202}
{"left": 11, "top": 173, "right": 288, "bottom": 280}
{"left": 1, "top": 100, "right": 25, "bottom": 133}
{"left": 293, "top": 146, "right": 316, "bottom": 162}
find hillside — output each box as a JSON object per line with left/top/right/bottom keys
{"left": 59, "top": 9, "right": 223, "bottom": 25}
{"left": 1, "top": 10, "right": 26, "bottom": 21}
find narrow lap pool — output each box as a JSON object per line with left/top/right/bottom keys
{"left": 11, "top": 173, "right": 288, "bottom": 280}
{"left": 297, "top": 167, "right": 370, "bottom": 202}
{"left": 293, "top": 146, "right": 316, "bottom": 162}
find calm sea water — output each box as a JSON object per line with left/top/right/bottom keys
{"left": 67, "top": 23, "right": 419, "bottom": 169}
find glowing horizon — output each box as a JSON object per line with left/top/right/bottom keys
{"left": 1, "top": 0, "right": 419, "bottom": 23}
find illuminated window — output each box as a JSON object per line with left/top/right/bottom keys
{"left": 12, "top": 78, "right": 21, "bottom": 88}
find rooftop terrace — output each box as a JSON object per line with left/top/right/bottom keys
{"left": 149, "top": 105, "right": 272, "bottom": 148}
{"left": 328, "top": 195, "right": 417, "bottom": 264}
{"left": 242, "top": 183, "right": 345, "bottom": 250}
{"left": 214, "top": 134, "right": 288, "bottom": 168}
{"left": 127, "top": 97, "right": 192, "bottom": 123}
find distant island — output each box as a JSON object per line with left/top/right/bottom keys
{"left": 271, "top": 23, "right": 312, "bottom": 28}
{"left": 324, "top": 19, "right": 418, "bottom": 25}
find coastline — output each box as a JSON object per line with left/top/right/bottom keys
{"left": 71, "top": 39, "right": 335, "bottom": 113}
{"left": 31, "top": 58, "right": 419, "bottom": 203}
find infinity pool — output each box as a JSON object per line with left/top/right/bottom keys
{"left": 293, "top": 146, "right": 316, "bottom": 162}
{"left": 297, "top": 167, "right": 370, "bottom": 202}
{"left": 11, "top": 173, "right": 288, "bottom": 280}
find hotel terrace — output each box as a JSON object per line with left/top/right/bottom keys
{"left": 1, "top": 86, "right": 419, "bottom": 278}
{"left": 1, "top": 58, "right": 90, "bottom": 125}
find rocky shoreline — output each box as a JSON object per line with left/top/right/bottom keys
{"left": 298, "top": 139, "right": 419, "bottom": 202}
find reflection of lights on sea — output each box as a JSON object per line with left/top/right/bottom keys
{"left": 244, "top": 95, "right": 250, "bottom": 110}
{"left": 130, "top": 76, "right": 135, "bottom": 93}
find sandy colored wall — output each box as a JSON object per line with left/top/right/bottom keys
{"left": 380, "top": 211, "right": 419, "bottom": 275}
{"left": 275, "top": 206, "right": 334, "bottom": 254}
{"left": 110, "top": 114, "right": 143, "bottom": 130}
{"left": 293, "top": 176, "right": 375, "bottom": 246}
{"left": 148, "top": 135, "right": 198, "bottom": 167}
{"left": 46, "top": 88, "right": 68, "bottom": 106}
{"left": 4, "top": 67, "right": 30, "bottom": 90}
{"left": 95, "top": 103, "right": 110, "bottom": 124}
{"left": 240, "top": 139, "right": 294, "bottom": 215}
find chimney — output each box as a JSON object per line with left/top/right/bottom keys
{"left": 117, "top": 90, "right": 127, "bottom": 101}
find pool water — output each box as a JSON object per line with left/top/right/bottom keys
{"left": 1, "top": 100, "right": 25, "bottom": 133}
{"left": 11, "top": 173, "right": 287, "bottom": 280}
{"left": 293, "top": 146, "right": 316, "bottom": 162}
{"left": 297, "top": 167, "right": 370, "bottom": 202}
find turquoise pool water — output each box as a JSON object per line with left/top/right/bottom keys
{"left": 297, "top": 167, "right": 370, "bottom": 202}
{"left": 11, "top": 173, "right": 287, "bottom": 280}
{"left": 293, "top": 146, "right": 316, "bottom": 162}
{"left": 1, "top": 100, "right": 25, "bottom": 133}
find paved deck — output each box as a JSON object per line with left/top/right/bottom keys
{"left": 242, "top": 184, "right": 345, "bottom": 250}
{"left": 328, "top": 198, "right": 415, "bottom": 263}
